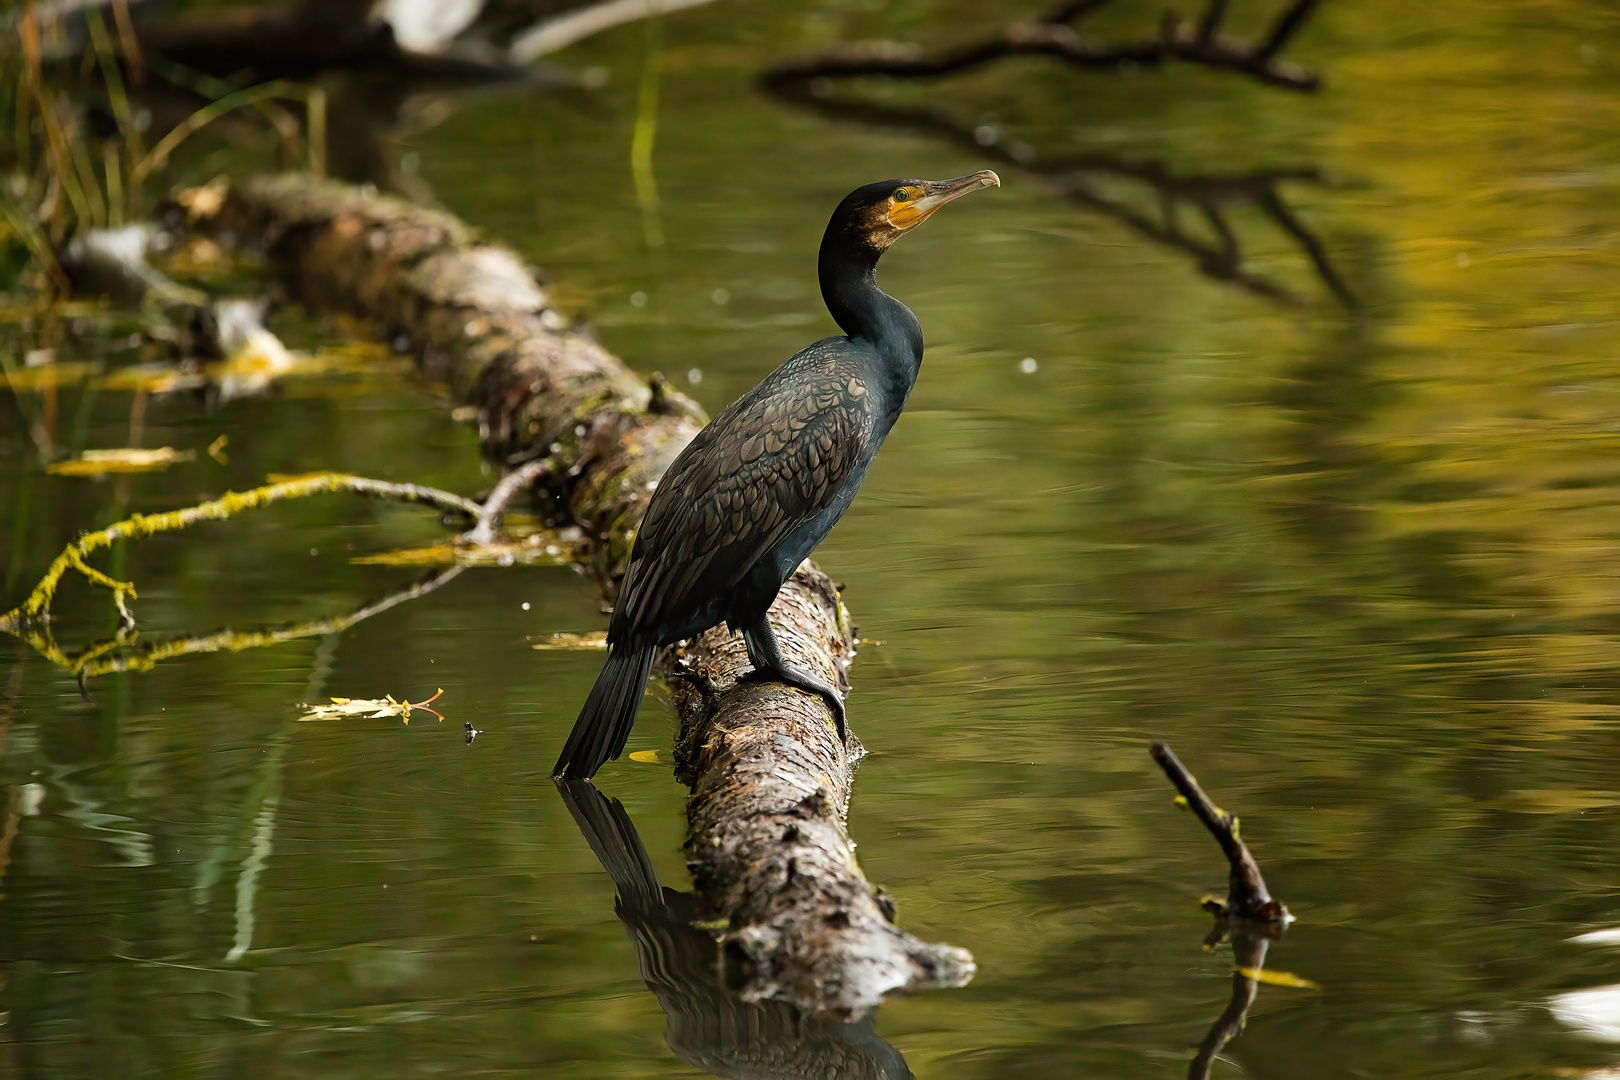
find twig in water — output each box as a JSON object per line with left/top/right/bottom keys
{"left": 1149, "top": 740, "right": 1288, "bottom": 922}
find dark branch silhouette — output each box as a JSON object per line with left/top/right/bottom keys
{"left": 766, "top": 0, "right": 1322, "bottom": 92}
{"left": 762, "top": 82, "right": 1358, "bottom": 311}
{"left": 1151, "top": 741, "right": 1288, "bottom": 921}
{"left": 556, "top": 780, "right": 914, "bottom": 1080}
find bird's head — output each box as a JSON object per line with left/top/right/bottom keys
{"left": 829, "top": 171, "right": 1001, "bottom": 254}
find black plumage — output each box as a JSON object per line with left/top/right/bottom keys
{"left": 554, "top": 170, "right": 1000, "bottom": 780}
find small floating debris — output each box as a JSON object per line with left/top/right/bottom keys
{"left": 354, "top": 533, "right": 580, "bottom": 568}
{"left": 299, "top": 688, "right": 446, "bottom": 724}
{"left": 530, "top": 631, "right": 608, "bottom": 651}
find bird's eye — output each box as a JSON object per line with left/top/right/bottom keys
{"left": 893, "top": 188, "right": 909, "bottom": 202}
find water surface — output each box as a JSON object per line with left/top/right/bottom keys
{"left": 6, "top": 1, "right": 1620, "bottom": 1076}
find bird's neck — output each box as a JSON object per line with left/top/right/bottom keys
{"left": 819, "top": 240, "right": 923, "bottom": 386}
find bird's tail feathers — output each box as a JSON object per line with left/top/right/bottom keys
{"left": 553, "top": 642, "right": 656, "bottom": 780}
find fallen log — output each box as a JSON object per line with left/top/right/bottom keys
{"left": 186, "top": 172, "right": 973, "bottom": 1019}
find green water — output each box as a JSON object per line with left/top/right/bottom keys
{"left": 7, "top": 1, "right": 1620, "bottom": 1076}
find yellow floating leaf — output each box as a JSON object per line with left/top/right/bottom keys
{"left": 629, "top": 750, "right": 663, "bottom": 764}
{"left": 207, "top": 434, "right": 229, "bottom": 464}
{"left": 1237, "top": 967, "right": 1320, "bottom": 990}
{"left": 48, "top": 447, "right": 196, "bottom": 475}
{"left": 531, "top": 632, "right": 609, "bottom": 651}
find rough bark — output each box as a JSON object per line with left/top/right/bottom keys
{"left": 186, "top": 172, "right": 973, "bottom": 1019}
{"left": 1150, "top": 740, "right": 1288, "bottom": 922}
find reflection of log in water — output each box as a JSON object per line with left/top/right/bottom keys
{"left": 557, "top": 780, "right": 914, "bottom": 1080}
{"left": 762, "top": 81, "right": 1356, "bottom": 312}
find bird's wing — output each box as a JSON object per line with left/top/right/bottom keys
{"left": 616, "top": 346, "right": 875, "bottom": 637}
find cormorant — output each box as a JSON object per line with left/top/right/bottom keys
{"left": 554, "top": 170, "right": 1000, "bottom": 780}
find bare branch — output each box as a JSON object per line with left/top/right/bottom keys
{"left": 1150, "top": 741, "right": 1288, "bottom": 922}
{"left": 464, "top": 457, "right": 552, "bottom": 544}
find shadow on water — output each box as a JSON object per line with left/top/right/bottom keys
{"left": 556, "top": 780, "right": 914, "bottom": 1080}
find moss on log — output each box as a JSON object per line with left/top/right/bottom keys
{"left": 195, "top": 172, "right": 974, "bottom": 1019}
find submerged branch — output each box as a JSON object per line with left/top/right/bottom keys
{"left": 1150, "top": 740, "right": 1288, "bottom": 922}
{"left": 0, "top": 472, "right": 481, "bottom": 634}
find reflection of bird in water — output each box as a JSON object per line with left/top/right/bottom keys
{"left": 554, "top": 170, "right": 1000, "bottom": 780}
{"left": 556, "top": 780, "right": 914, "bottom": 1079}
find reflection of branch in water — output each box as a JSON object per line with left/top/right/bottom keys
{"left": 763, "top": 84, "right": 1356, "bottom": 312}
{"left": 767, "top": 0, "right": 1322, "bottom": 92}
{"left": 556, "top": 780, "right": 914, "bottom": 1080}
{"left": 1, "top": 455, "right": 568, "bottom": 678}
{"left": 0, "top": 471, "right": 481, "bottom": 634}
{"left": 1188, "top": 919, "right": 1283, "bottom": 1080}
{"left": 13, "top": 565, "right": 462, "bottom": 682}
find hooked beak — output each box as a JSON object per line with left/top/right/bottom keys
{"left": 891, "top": 170, "right": 1001, "bottom": 230}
